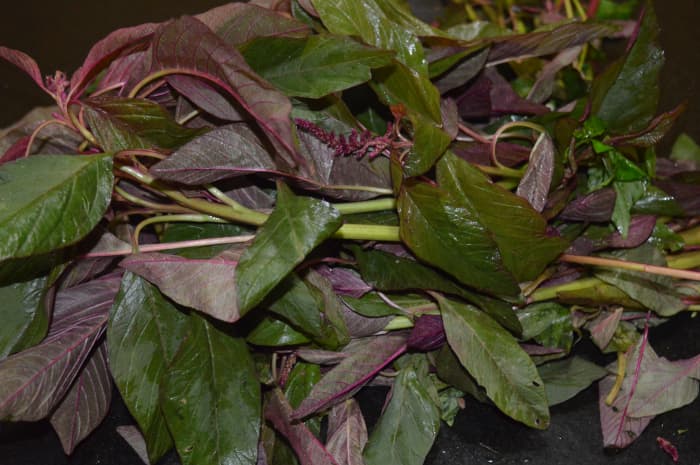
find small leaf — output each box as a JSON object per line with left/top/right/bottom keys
{"left": 518, "top": 302, "right": 573, "bottom": 352}
{"left": 292, "top": 333, "right": 407, "bottom": 420}
{"left": 670, "top": 133, "right": 700, "bottom": 162}
{"left": 0, "top": 154, "right": 113, "bottom": 261}
{"left": 325, "top": 399, "right": 367, "bottom": 465}
{"left": 161, "top": 314, "right": 261, "bottom": 465}
{"left": 108, "top": 272, "right": 189, "bottom": 463}
{"left": 587, "top": 308, "right": 624, "bottom": 350}
{"left": 247, "top": 317, "right": 311, "bottom": 347}
{"left": 0, "top": 46, "right": 49, "bottom": 92}
{"left": 516, "top": 132, "right": 556, "bottom": 212}
{"left": 236, "top": 183, "right": 342, "bottom": 312}
{"left": 0, "top": 275, "right": 49, "bottom": 359}
{"left": 538, "top": 356, "right": 607, "bottom": 406}
{"left": 49, "top": 343, "right": 112, "bottom": 454}
{"left": 363, "top": 357, "right": 440, "bottom": 465}
{"left": 0, "top": 277, "right": 120, "bottom": 421}
{"left": 120, "top": 250, "right": 242, "bottom": 322}
{"left": 116, "top": 426, "right": 150, "bottom": 465}
{"left": 242, "top": 35, "right": 393, "bottom": 98}
{"left": 437, "top": 295, "right": 549, "bottom": 429}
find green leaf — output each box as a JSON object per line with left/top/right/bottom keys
{"left": 236, "top": 183, "right": 342, "bottom": 312}
{"left": 341, "top": 292, "right": 426, "bottom": 318}
{"left": 0, "top": 154, "right": 113, "bottom": 261}
{"left": 437, "top": 295, "right": 549, "bottom": 429}
{"left": 363, "top": 356, "right": 440, "bottom": 465}
{"left": 247, "top": 317, "right": 311, "bottom": 347}
{"left": 670, "top": 133, "right": 700, "bottom": 162}
{"left": 0, "top": 276, "right": 49, "bottom": 359}
{"left": 591, "top": 2, "right": 664, "bottom": 133}
{"left": 85, "top": 97, "right": 204, "bottom": 151}
{"left": 612, "top": 181, "right": 646, "bottom": 237}
{"left": 350, "top": 246, "right": 521, "bottom": 333}
{"left": 538, "top": 357, "right": 607, "bottom": 406}
{"left": 108, "top": 272, "right": 189, "bottom": 463}
{"left": 242, "top": 35, "right": 393, "bottom": 98}
{"left": 162, "top": 314, "right": 261, "bottom": 465}
{"left": 595, "top": 244, "right": 686, "bottom": 316}
{"left": 518, "top": 302, "right": 573, "bottom": 352}
{"left": 311, "top": 0, "right": 427, "bottom": 73}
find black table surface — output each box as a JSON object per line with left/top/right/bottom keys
{"left": 1, "top": 1, "right": 700, "bottom": 464}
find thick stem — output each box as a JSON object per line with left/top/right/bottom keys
{"left": 528, "top": 277, "right": 601, "bottom": 302}
{"left": 332, "top": 197, "right": 396, "bottom": 215}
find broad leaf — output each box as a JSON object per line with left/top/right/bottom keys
{"left": 0, "top": 277, "right": 119, "bottom": 421}
{"left": 591, "top": 3, "right": 664, "bottom": 133}
{"left": 49, "top": 343, "right": 112, "bottom": 454}
{"left": 363, "top": 357, "right": 440, "bottom": 465}
{"left": 84, "top": 97, "right": 203, "bottom": 152}
{"left": 161, "top": 314, "right": 261, "bottom": 465}
{"left": 120, "top": 250, "right": 242, "bottom": 322}
{"left": 518, "top": 302, "right": 573, "bottom": 352}
{"left": 0, "top": 46, "right": 49, "bottom": 92}
{"left": 438, "top": 295, "right": 549, "bottom": 428}
{"left": 236, "top": 183, "right": 342, "bottom": 312}
{"left": 516, "top": 132, "right": 556, "bottom": 212}
{"left": 538, "top": 356, "right": 607, "bottom": 406}
{"left": 325, "top": 399, "right": 367, "bottom": 465}
{"left": 265, "top": 389, "right": 340, "bottom": 465}
{"left": 292, "top": 333, "right": 407, "bottom": 420}
{"left": 108, "top": 272, "right": 189, "bottom": 463}
{"left": 0, "top": 154, "right": 113, "bottom": 261}
{"left": 587, "top": 308, "right": 623, "bottom": 350}
{"left": 242, "top": 35, "right": 393, "bottom": 98}
{"left": 247, "top": 316, "right": 312, "bottom": 347}
{"left": 0, "top": 275, "right": 49, "bottom": 359}
{"left": 151, "top": 16, "right": 302, "bottom": 167}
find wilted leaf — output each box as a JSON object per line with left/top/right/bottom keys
{"left": 516, "top": 132, "right": 556, "bottom": 212}
{"left": 0, "top": 154, "right": 113, "bottom": 261}
{"left": 363, "top": 356, "right": 440, "bottom": 465}
{"left": 120, "top": 250, "right": 242, "bottom": 322}
{"left": 325, "top": 399, "right": 367, "bottom": 465}
{"left": 0, "top": 277, "right": 119, "bottom": 421}
{"left": 242, "top": 35, "right": 393, "bottom": 98}
{"left": 161, "top": 314, "right": 260, "bottom": 465}
{"left": 236, "top": 183, "right": 342, "bottom": 312}
{"left": 538, "top": 356, "right": 607, "bottom": 406}
{"left": 50, "top": 343, "right": 112, "bottom": 454}
{"left": 108, "top": 272, "right": 189, "bottom": 462}
{"left": 437, "top": 295, "right": 549, "bottom": 428}
{"left": 292, "top": 333, "right": 407, "bottom": 420}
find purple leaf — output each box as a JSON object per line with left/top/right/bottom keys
{"left": 527, "top": 46, "right": 581, "bottom": 103}
{"left": 315, "top": 266, "right": 372, "bottom": 298}
{"left": 292, "top": 334, "right": 408, "bottom": 420}
{"left": 452, "top": 141, "right": 530, "bottom": 167}
{"left": 407, "top": 315, "right": 446, "bottom": 352}
{"left": 559, "top": 188, "right": 616, "bottom": 222}
{"left": 341, "top": 304, "right": 392, "bottom": 338}
{"left": 516, "top": 132, "right": 556, "bottom": 212}
{"left": 97, "top": 51, "right": 151, "bottom": 96}
{"left": 116, "top": 426, "right": 150, "bottom": 465}
{"left": 196, "top": 3, "right": 311, "bottom": 45}
{"left": 606, "top": 215, "right": 656, "bottom": 248}
{"left": 49, "top": 343, "right": 112, "bottom": 455}
{"left": 167, "top": 76, "right": 245, "bottom": 122}
{"left": 120, "top": 250, "right": 242, "bottom": 322}
{"left": 588, "top": 308, "right": 623, "bottom": 350}
{"left": 655, "top": 179, "right": 700, "bottom": 216}
{"left": 68, "top": 22, "right": 158, "bottom": 100}
{"left": 150, "top": 16, "right": 302, "bottom": 168}
{"left": 0, "top": 46, "right": 49, "bottom": 92}
{"left": 265, "top": 389, "right": 341, "bottom": 465}
{"left": 325, "top": 399, "right": 367, "bottom": 465}
{"left": 608, "top": 104, "right": 686, "bottom": 148}
{"left": 0, "top": 277, "right": 120, "bottom": 421}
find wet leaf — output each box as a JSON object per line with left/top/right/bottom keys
{"left": 437, "top": 295, "right": 549, "bottom": 429}
{"left": 162, "top": 314, "right": 260, "bottom": 465}
{"left": 0, "top": 154, "right": 113, "bottom": 261}
{"left": 236, "top": 183, "right": 342, "bottom": 312}
{"left": 50, "top": 343, "right": 112, "bottom": 454}
{"left": 108, "top": 272, "right": 189, "bottom": 462}
{"left": 0, "top": 277, "right": 119, "bottom": 421}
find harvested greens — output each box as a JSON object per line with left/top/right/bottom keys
{"left": 1, "top": 0, "right": 699, "bottom": 463}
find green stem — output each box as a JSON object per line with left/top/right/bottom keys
{"left": 133, "top": 214, "right": 228, "bottom": 251}
{"left": 332, "top": 197, "right": 396, "bottom": 215}
{"left": 333, "top": 223, "right": 401, "bottom": 241}
{"left": 114, "top": 185, "right": 191, "bottom": 213}
{"left": 560, "top": 253, "right": 700, "bottom": 281}
{"left": 528, "top": 277, "right": 602, "bottom": 302}
{"left": 383, "top": 316, "right": 414, "bottom": 331}
{"left": 474, "top": 163, "right": 524, "bottom": 179}
{"left": 128, "top": 69, "right": 181, "bottom": 98}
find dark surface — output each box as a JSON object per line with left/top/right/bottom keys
{"left": 1, "top": 1, "right": 700, "bottom": 465}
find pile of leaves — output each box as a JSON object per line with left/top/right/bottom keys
{"left": 1, "top": 0, "right": 700, "bottom": 463}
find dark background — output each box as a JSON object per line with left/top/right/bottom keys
{"left": 1, "top": 1, "right": 700, "bottom": 464}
